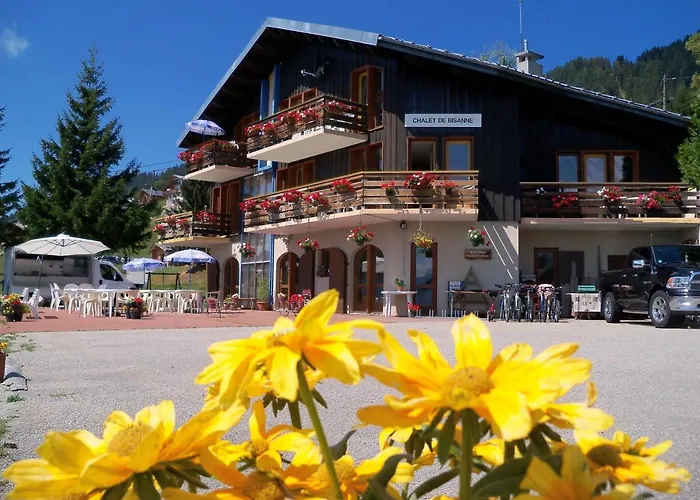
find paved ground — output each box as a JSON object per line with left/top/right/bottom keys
{"left": 1, "top": 319, "right": 698, "bottom": 498}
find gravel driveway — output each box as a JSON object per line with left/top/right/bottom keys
{"left": 1, "top": 319, "right": 698, "bottom": 498}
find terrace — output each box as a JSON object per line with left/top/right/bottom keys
{"left": 181, "top": 139, "right": 257, "bottom": 183}
{"left": 521, "top": 182, "right": 700, "bottom": 224}
{"left": 245, "top": 95, "right": 368, "bottom": 163}
{"left": 154, "top": 211, "right": 235, "bottom": 247}
{"left": 242, "top": 171, "right": 478, "bottom": 235}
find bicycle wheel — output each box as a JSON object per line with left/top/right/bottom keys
{"left": 553, "top": 300, "right": 560, "bottom": 322}
{"left": 528, "top": 297, "right": 535, "bottom": 322}
{"left": 514, "top": 296, "right": 522, "bottom": 322}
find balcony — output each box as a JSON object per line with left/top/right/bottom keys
{"left": 245, "top": 95, "right": 368, "bottom": 163}
{"left": 153, "top": 211, "right": 235, "bottom": 247}
{"left": 521, "top": 182, "right": 700, "bottom": 227}
{"left": 181, "top": 139, "right": 257, "bottom": 183}
{"left": 242, "top": 171, "right": 478, "bottom": 235}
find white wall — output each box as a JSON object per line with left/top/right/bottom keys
{"left": 272, "top": 221, "right": 519, "bottom": 313}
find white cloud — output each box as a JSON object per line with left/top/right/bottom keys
{"left": 1, "top": 26, "right": 29, "bottom": 58}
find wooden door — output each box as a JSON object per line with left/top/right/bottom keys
{"left": 328, "top": 248, "right": 348, "bottom": 313}
{"left": 207, "top": 262, "right": 220, "bottom": 292}
{"left": 277, "top": 253, "right": 299, "bottom": 298}
{"left": 411, "top": 242, "right": 438, "bottom": 314}
{"left": 223, "top": 181, "right": 240, "bottom": 233}
{"left": 224, "top": 257, "right": 239, "bottom": 296}
{"left": 353, "top": 245, "right": 384, "bottom": 312}
{"left": 211, "top": 186, "right": 222, "bottom": 213}
{"left": 298, "top": 251, "right": 315, "bottom": 296}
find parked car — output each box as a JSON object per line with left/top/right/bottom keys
{"left": 599, "top": 245, "right": 700, "bottom": 328}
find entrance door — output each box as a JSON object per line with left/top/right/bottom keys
{"left": 558, "top": 251, "right": 584, "bottom": 289}
{"left": 224, "top": 257, "right": 239, "bottom": 296}
{"left": 328, "top": 248, "right": 348, "bottom": 313}
{"left": 298, "top": 251, "right": 315, "bottom": 296}
{"left": 206, "top": 262, "right": 220, "bottom": 292}
{"left": 353, "top": 245, "right": 384, "bottom": 312}
{"left": 277, "top": 253, "right": 299, "bottom": 298}
{"left": 411, "top": 243, "right": 438, "bottom": 314}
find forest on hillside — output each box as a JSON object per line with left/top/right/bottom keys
{"left": 547, "top": 34, "right": 700, "bottom": 115}
{"left": 130, "top": 164, "right": 186, "bottom": 191}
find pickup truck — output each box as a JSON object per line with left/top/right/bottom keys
{"left": 599, "top": 245, "right": 700, "bottom": 328}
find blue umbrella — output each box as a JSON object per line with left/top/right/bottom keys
{"left": 164, "top": 249, "right": 216, "bottom": 288}
{"left": 123, "top": 258, "right": 166, "bottom": 272}
{"left": 186, "top": 120, "right": 225, "bottom": 137}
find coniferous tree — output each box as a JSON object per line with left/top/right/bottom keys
{"left": 180, "top": 180, "right": 212, "bottom": 213}
{"left": 678, "top": 33, "right": 700, "bottom": 187}
{"left": 20, "top": 48, "right": 154, "bottom": 253}
{"left": 0, "top": 107, "right": 21, "bottom": 248}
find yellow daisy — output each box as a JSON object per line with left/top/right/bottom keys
{"left": 514, "top": 445, "right": 636, "bottom": 499}
{"left": 575, "top": 430, "right": 691, "bottom": 494}
{"left": 533, "top": 382, "right": 614, "bottom": 432}
{"left": 358, "top": 317, "right": 591, "bottom": 441}
{"left": 197, "top": 289, "right": 383, "bottom": 408}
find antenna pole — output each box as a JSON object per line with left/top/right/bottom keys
{"left": 519, "top": 0, "right": 524, "bottom": 51}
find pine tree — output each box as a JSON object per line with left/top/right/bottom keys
{"left": 0, "top": 107, "right": 21, "bottom": 248}
{"left": 20, "top": 48, "right": 154, "bottom": 253}
{"left": 678, "top": 33, "right": 700, "bottom": 187}
{"left": 180, "top": 180, "right": 212, "bottom": 212}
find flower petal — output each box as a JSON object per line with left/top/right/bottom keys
{"left": 408, "top": 330, "right": 451, "bottom": 371}
{"left": 561, "top": 445, "right": 594, "bottom": 492}
{"left": 452, "top": 315, "right": 492, "bottom": 370}
{"left": 3, "top": 459, "right": 82, "bottom": 498}
{"left": 478, "top": 388, "right": 533, "bottom": 441}
{"left": 200, "top": 443, "right": 249, "bottom": 488}
{"left": 520, "top": 457, "right": 566, "bottom": 496}
{"left": 249, "top": 400, "right": 266, "bottom": 441}
{"left": 256, "top": 449, "right": 282, "bottom": 471}
{"left": 135, "top": 400, "right": 176, "bottom": 439}
{"left": 128, "top": 424, "right": 165, "bottom": 473}
{"left": 267, "top": 346, "right": 302, "bottom": 401}
{"left": 36, "top": 430, "right": 103, "bottom": 473}
{"left": 80, "top": 453, "right": 132, "bottom": 489}
{"left": 295, "top": 289, "right": 338, "bottom": 327}
{"left": 304, "top": 342, "right": 360, "bottom": 384}
{"left": 357, "top": 405, "right": 432, "bottom": 429}
{"left": 103, "top": 411, "right": 134, "bottom": 442}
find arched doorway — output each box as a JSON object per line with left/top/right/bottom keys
{"left": 317, "top": 247, "right": 348, "bottom": 313}
{"left": 206, "top": 262, "right": 220, "bottom": 292}
{"left": 353, "top": 245, "right": 384, "bottom": 313}
{"left": 298, "top": 251, "right": 315, "bottom": 295}
{"left": 224, "top": 257, "right": 239, "bottom": 296}
{"left": 277, "top": 252, "right": 299, "bottom": 298}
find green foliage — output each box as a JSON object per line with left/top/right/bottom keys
{"left": 0, "top": 108, "right": 21, "bottom": 248}
{"left": 256, "top": 276, "right": 269, "bottom": 302}
{"left": 479, "top": 41, "right": 516, "bottom": 68}
{"left": 180, "top": 179, "right": 212, "bottom": 213}
{"left": 129, "top": 164, "right": 185, "bottom": 191}
{"left": 548, "top": 32, "right": 700, "bottom": 115}
{"left": 678, "top": 33, "right": 700, "bottom": 188}
{"left": 19, "top": 48, "right": 155, "bottom": 253}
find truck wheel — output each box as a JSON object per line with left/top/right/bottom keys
{"left": 649, "top": 290, "right": 675, "bottom": 328}
{"left": 603, "top": 292, "right": 621, "bottom": 323}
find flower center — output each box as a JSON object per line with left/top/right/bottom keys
{"left": 107, "top": 423, "right": 154, "bottom": 456}
{"left": 266, "top": 334, "right": 285, "bottom": 348}
{"left": 246, "top": 438, "right": 270, "bottom": 457}
{"left": 243, "top": 472, "right": 285, "bottom": 500}
{"left": 441, "top": 367, "right": 493, "bottom": 408}
{"left": 587, "top": 444, "right": 623, "bottom": 468}
{"left": 317, "top": 459, "right": 356, "bottom": 484}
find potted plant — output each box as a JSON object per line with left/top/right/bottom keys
{"left": 152, "top": 223, "right": 168, "bottom": 237}
{"left": 346, "top": 226, "right": 374, "bottom": 246}
{"left": 303, "top": 192, "right": 330, "bottom": 210}
{"left": 298, "top": 237, "right": 319, "bottom": 252}
{"left": 124, "top": 297, "right": 145, "bottom": 319}
{"left": 256, "top": 277, "right": 270, "bottom": 311}
{"left": 381, "top": 181, "right": 397, "bottom": 197}
{"left": 597, "top": 186, "right": 624, "bottom": 218}
{"left": 404, "top": 172, "right": 436, "bottom": 191}
{"left": 282, "top": 189, "right": 304, "bottom": 205}
{"left": 1, "top": 294, "right": 28, "bottom": 322}
{"left": 261, "top": 198, "right": 282, "bottom": 213}
{"left": 668, "top": 185, "right": 683, "bottom": 204}
{"left": 552, "top": 193, "right": 578, "bottom": 215}
{"left": 239, "top": 199, "right": 260, "bottom": 213}
{"left": 636, "top": 191, "right": 667, "bottom": 216}
{"left": 467, "top": 227, "right": 490, "bottom": 247}
{"left": 411, "top": 231, "right": 435, "bottom": 258}
{"left": 395, "top": 278, "right": 405, "bottom": 291}
{"left": 331, "top": 178, "right": 356, "bottom": 195}
{"left": 407, "top": 303, "right": 421, "bottom": 317}
{"left": 442, "top": 180, "right": 459, "bottom": 196}
{"left": 240, "top": 243, "right": 256, "bottom": 258}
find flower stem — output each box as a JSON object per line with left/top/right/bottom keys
{"left": 288, "top": 400, "right": 302, "bottom": 429}
{"left": 297, "top": 361, "right": 343, "bottom": 499}
{"left": 460, "top": 409, "right": 477, "bottom": 500}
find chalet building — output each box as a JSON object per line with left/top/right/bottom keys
{"left": 158, "top": 18, "right": 694, "bottom": 315}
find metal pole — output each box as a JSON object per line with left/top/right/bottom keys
{"left": 519, "top": 0, "right": 524, "bottom": 51}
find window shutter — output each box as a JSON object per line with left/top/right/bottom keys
{"left": 211, "top": 186, "right": 222, "bottom": 212}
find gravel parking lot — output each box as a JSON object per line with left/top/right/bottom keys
{"left": 1, "top": 319, "right": 698, "bottom": 498}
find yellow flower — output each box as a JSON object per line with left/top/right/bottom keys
{"left": 358, "top": 317, "right": 591, "bottom": 441}
{"left": 514, "top": 445, "right": 636, "bottom": 499}
{"left": 3, "top": 430, "right": 102, "bottom": 499}
{"left": 197, "top": 289, "right": 383, "bottom": 407}
{"left": 473, "top": 438, "right": 521, "bottom": 467}
{"left": 533, "top": 382, "right": 614, "bottom": 432}
{"left": 575, "top": 430, "right": 691, "bottom": 494}
{"left": 202, "top": 400, "right": 314, "bottom": 473}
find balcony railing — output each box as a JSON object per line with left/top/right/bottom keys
{"left": 521, "top": 182, "right": 699, "bottom": 219}
{"left": 242, "top": 171, "right": 478, "bottom": 230}
{"left": 153, "top": 211, "right": 234, "bottom": 246}
{"left": 181, "top": 139, "right": 257, "bottom": 183}
{"left": 245, "top": 95, "right": 368, "bottom": 163}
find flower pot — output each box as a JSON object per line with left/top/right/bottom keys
{"left": 5, "top": 310, "right": 23, "bottom": 322}
{"left": 124, "top": 309, "right": 131, "bottom": 319}
{"left": 397, "top": 286, "right": 405, "bottom": 292}
{"left": 256, "top": 301, "right": 269, "bottom": 311}
{"left": 130, "top": 308, "right": 142, "bottom": 320}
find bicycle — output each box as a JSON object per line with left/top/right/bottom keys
{"left": 521, "top": 285, "right": 537, "bottom": 322}
{"left": 536, "top": 284, "right": 560, "bottom": 322}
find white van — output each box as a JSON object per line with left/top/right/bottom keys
{"left": 2, "top": 248, "right": 135, "bottom": 299}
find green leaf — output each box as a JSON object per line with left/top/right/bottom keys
{"left": 133, "top": 473, "right": 160, "bottom": 500}
{"left": 632, "top": 493, "right": 656, "bottom": 500}
{"left": 404, "top": 431, "right": 417, "bottom": 456}
{"left": 528, "top": 429, "right": 551, "bottom": 457}
{"left": 277, "top": 398, "right": 288, "bottom": 411}
{"left": 311, "top": 389, "right": 328, "bottom": 408}
{"left": 166, "top": 466, "right": 210, "bottom": 489}
{"left": 420, "top": 408, "right": 448, "bottom": 439}
{"left": 153, "top": 469, "right": 182, "bottom": 490}
{"left": 437, "top": 411, "right": 456, "bottom": 465}
{"left": 537, "top": 423, "right": 563, "bottom": 442}
{"left": 412, "top": 434, "right": 426, "bottom": 460}
{"left": 262, "top": 392, "right": 274, "bottom": 408}
{"left": 471, "top": 455, "right": 563, "bottom": 500}
{"left": 361, "top": 454, "right": 411, "bottom": 500}
{"left": 271, "top": 397, "right": 279, "bottom": 417}
{"left": 330, "top": 430, "right": 357, "bottom": 460}
{"left": 408, "top": 468, "right": 460, "bottom": 500}
{"left": 102, "top": 479, "right": 133, "bottom": 500}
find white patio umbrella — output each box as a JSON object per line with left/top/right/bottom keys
{"left": 122, "top": 258, "right": 166, "bottom": 272}
{"left": 185, "top": 120, "right": 225, "bottom": 144}
{"left": 164, "top": 249, "right": 216, "bottom": 288}
{"left": 15, "top": 233, "right": 110, "bottom": 290}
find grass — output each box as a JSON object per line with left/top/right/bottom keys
{"left": 0, "top": 333, "right": 38, "bottom": 354}
{"left": 6, "top": 395, "right": 24, "bottom": 403}
{"left": 19, "top": 339, "right": 36, "bottom": 352}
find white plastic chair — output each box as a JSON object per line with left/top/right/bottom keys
{"left": 81, "top": 292, "right": 100, "bottom": 317}
{"left": 179, "top": 292, "right": 201, "bottom": 314}
{"left": 20, "top": 288, "right": 29, "bottom": 301}
{"left": 23, "top": 289, "right": 40, "bottom": 319}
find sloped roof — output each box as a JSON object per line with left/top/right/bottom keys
{"left": 178, "top": 17, "right": 689, "bottom": 146}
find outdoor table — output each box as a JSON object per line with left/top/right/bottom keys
{"left": 448, "top": 290, "right": 492, "bottom": 317}
{"left": 381, "top": 291, "right": 417, "bottom": 317}
{"left": 82, "top": 289, "right": 138, "bottom": 317}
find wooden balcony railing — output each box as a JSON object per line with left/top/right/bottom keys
{"left": 154, "top": 211, "right": 234, "bottom": 240}
{"left": 245, "top": 95, "right": 368, "bottom": 154}
{"left": 521, "top": 182, "right": 699, "bottom": 219}
{"left": 179, "top": 139, "right": 256, "bottom": 175}
{"left": 242, "top": 171, "right": 479, "bottom": 229}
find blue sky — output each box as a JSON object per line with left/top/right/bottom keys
{"left": 1, "top": 0, "right": 698, "bottom": 186}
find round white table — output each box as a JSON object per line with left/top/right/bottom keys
{"left": 381, "top": 290, "right": 417, "bottom": 317}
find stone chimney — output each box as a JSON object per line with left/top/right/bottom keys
{"left": 515, "top": 39, "right": 544, "bottom": 76}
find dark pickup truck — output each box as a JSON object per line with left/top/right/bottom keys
{"left": 599, "top": 245, "right": 700, "bottom": 328}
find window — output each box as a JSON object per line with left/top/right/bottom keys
{"left": 534, "top": 248, "right": 558, "bottom": 286}
{"left": 351, "top": 66, "right": 384, "bottom": 128}
{"left": 556, "top": 151, "right": 638, "bottom": 183}
{"left": 242, "top": 171, "right": 274, "bottom": 198}
{"left": 411, "top": 243, "right": 437, "bottom": 313}
{"left": 100, "top": 264, "right": 121, "bottom": 281}
{"left": 408, "top": 139, "right": 436, "bottom": 171}
{"left": 277, "top": 161, "right": 315, "bottom": 190}
{"left": 444, "top": 138, "right": 473, "bottom": 171}
{"left": 349, "top": 142, "right": 383, "bottom": 173}
{"left": 240, "top": 233, "right": 271, "bottom": 299}
{"left": 279, "top": 89, "right": 319, "bottom": 111}
{"left": 234, "top": 111, "right": 260, "bottom": 141}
